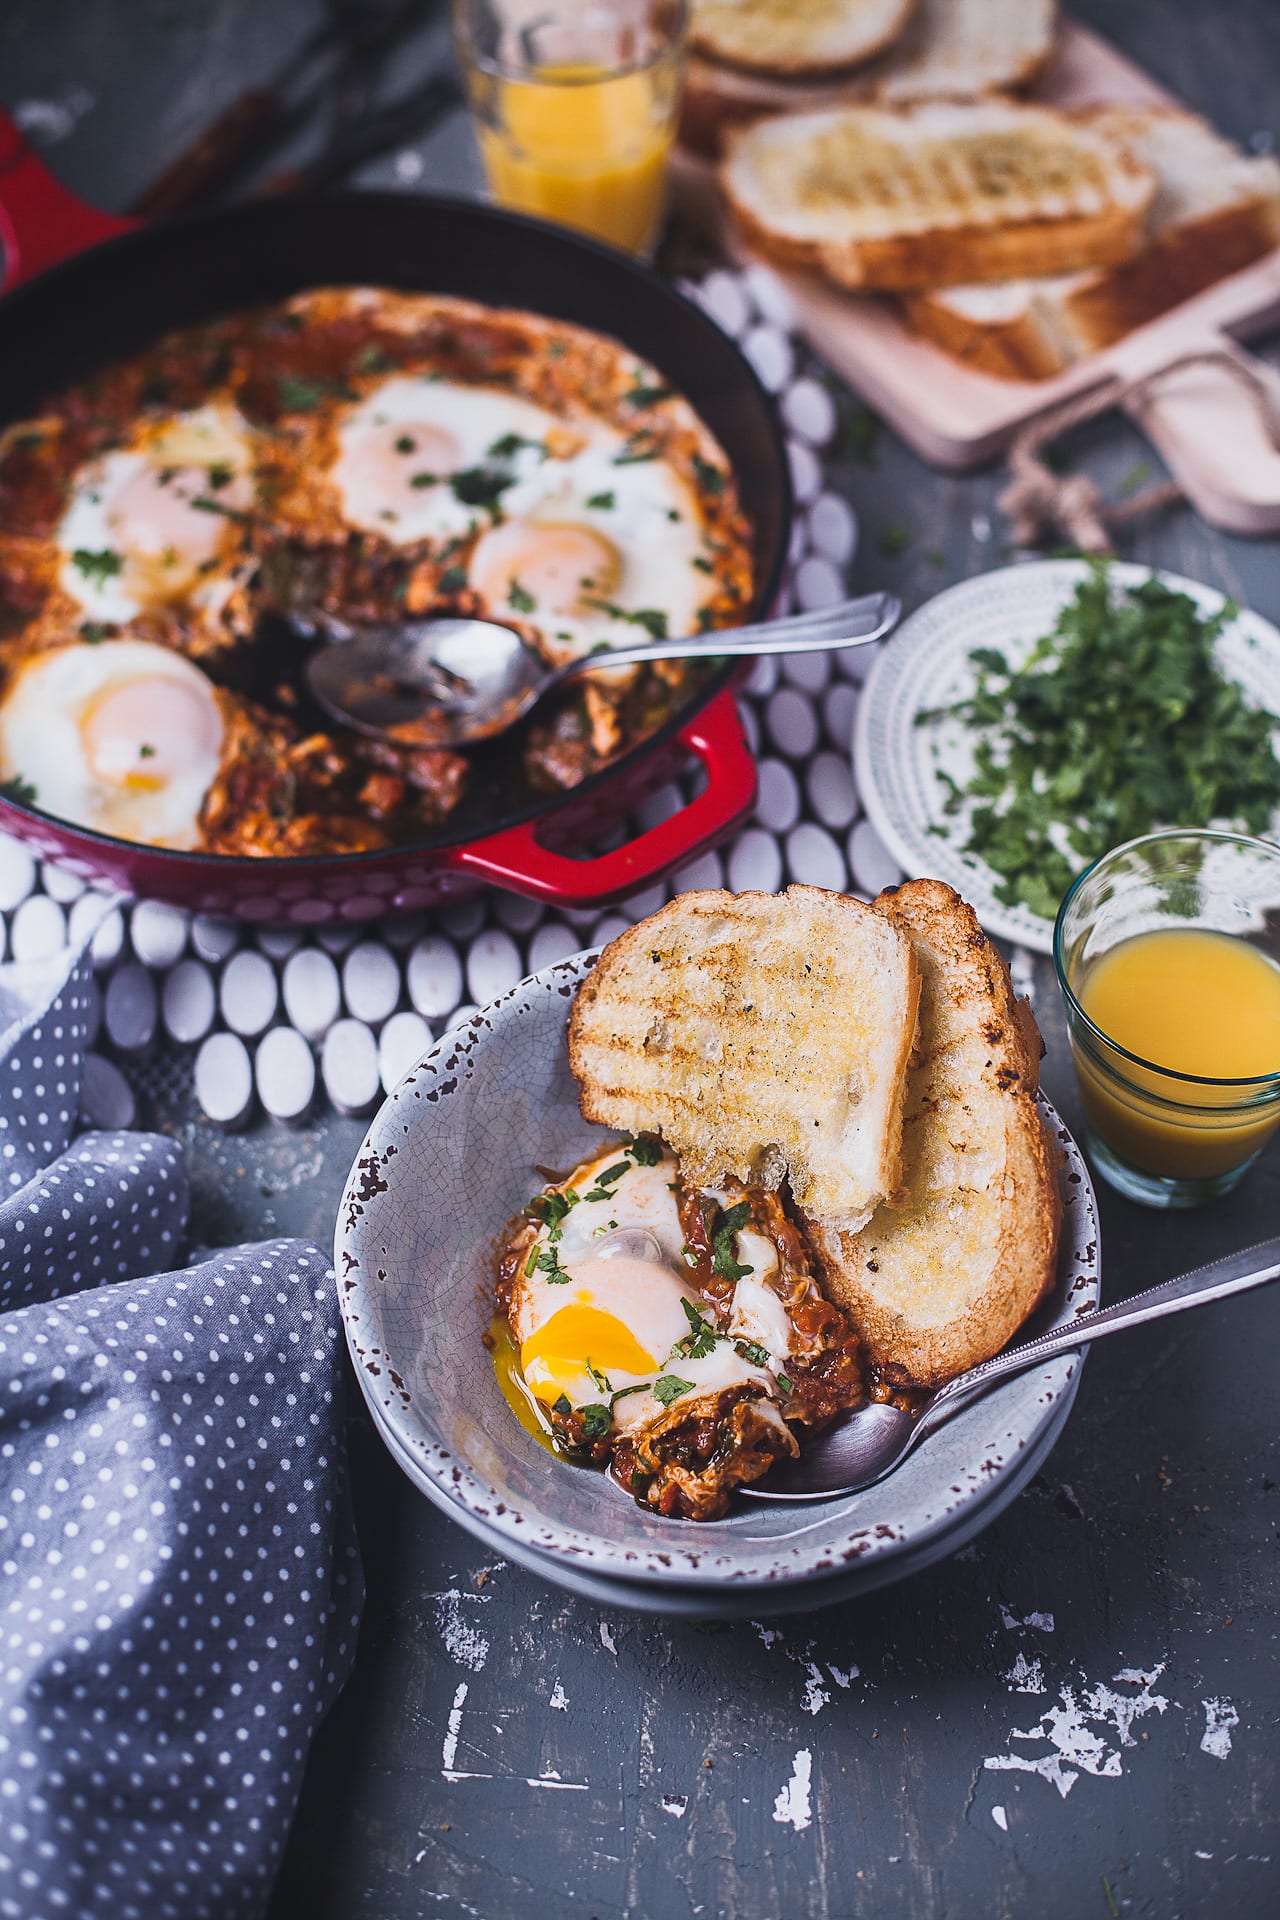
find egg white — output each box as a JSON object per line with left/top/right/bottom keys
{"left": 0, "top": 639, "right": 226, "bottom": 848}
{"left": 475, "top": 434, "right": 710, "bottom": 663}
{"left": 57, "top": 404, "right": 255, "bottom": 624}
{"left": 510, "top": 1148, "right": 784, "bottom": 1429}
{"left": 331, "top": 377, "right": 559, "bottom": 546}
{"left": 331, "top": 375, "right": 717, "bottom": 662}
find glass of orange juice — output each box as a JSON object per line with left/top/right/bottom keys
{"left": 1054, "top": 828, "right": 1280, "bottom": 1209}
{"left": 452, "top": 0, "right": 687, "bottom": 257}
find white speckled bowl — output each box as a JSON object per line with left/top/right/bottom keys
{"left": 336, "top": 953, "right": 1101, "bottom": 1616}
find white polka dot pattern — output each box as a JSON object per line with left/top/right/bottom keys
{"left": 0, "top": 266, "right": 906, "bottom": 1126}
{"left": 0, "top": 952, "right": 361, "bottom": 1917}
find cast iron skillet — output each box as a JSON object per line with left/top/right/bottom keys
{"left": 0, "top": 118, "right": 789, "bottom": 919}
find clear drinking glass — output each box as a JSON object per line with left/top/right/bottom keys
{"left": 1054, "top": 829, "right": 1280, "bottom": 1209}
{"left": 452, "top": 0, "right": 687, "bottom": 257}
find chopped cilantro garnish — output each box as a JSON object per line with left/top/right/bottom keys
{"left": 395, "top": 435, "right": 416, "bottom": 454}
{"left": 532, "top": 1244, "right": 572, "bottom": 1284}
{"left": 450, "top": 466, "right": 514, "bottom": 512}
{"left": 711, "top": 1201, "right": 754, "bottom": 1284}
{"left": 275, "top": 374, "right": 326, "bottom": 412}
{"left": 138, "top": 744, "right": 156, "bottom": 759}
{"left": 206, "top": 462, "right": 233, "bottom": 490}
{"left": 438, "top": 564, "right": 468, "bottom": 593}
{"left": 592, "top": 1219, "right": 619, "bottom": 1236}
{"left": 879, "top": 521, "right": 913, "bottom": 557}
{"left": 653, "top": 1374, "right": 694, "bottom": 1407}
{"left": 612, "top": 433, "right": 660, "bottom": 466}
{"left": 833, "top": 402, "right": 881, "bottom": 466}
{"left": 525, "top": 1187, "right": 578, "bottom": 1228}
{"left": 0, "top": 776, "right": 37, "bottom": 807}
{"left": 487, "top": 431, "right": 546, "bottom": 461}
{"left": 585, "top": 490, "right": 615, "bottom": 510}
{"left": 625, "top": 1134, "right": 663, "bottom": 1166}
{"left": 674, "top": 1297, "right": 720, "bottom": 1361}
{"left": 735, "top": 1340, "right": 771, "bottom": 1368}
{"left": 775, "top": 1373, "right": 792, "bottom": 1395}
{"left": 921, "top": 563, "right": 1280, "bottom": 921}
{"left": 508, "top": 578, "right": 536, "bottom": 614}
{"left": 580, "top": 1403, "right": 612, "bottom": 1438}
{"left": 693, "top": 555, "right": 713, "bottom": 573}
{"left": 552, "top": 1393, "right": 572, "bottom": 1416}
{"left": 591, "top": 1160, "right": 631, "bottom": 1189}
{"left": 582, "top": 599, "right": 669, "bottom": 641}
{"left": 409, "top": 471, "right": 439, "bottom": 489}
{"left": 625, "top": 382, "right": 673, "bottom": 408}
{"left": 78, "top": 622, "right": 111, "bottom": 644}
{"left": 191, "top": 494, "right": 252, "bottom": 524}
{"left": 354, "top": 342, "right": 393, "bottom": 374}
{"left": 71, "top": 547, "right": 121, "bottom": 587}
{"left": 692, "top": 455, "right": 725, "bottom": 497}
{"left": 586, "top": 1360, "right": 612, "bottom": 1394}
{"left": 610, "top": 1382, "right": 649, "bottom": 1408}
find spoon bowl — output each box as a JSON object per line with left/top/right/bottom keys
{"left": 741, "top": 1233, "right": 1280, "bottom": 1501}
{"left": 303, "top": 590, "right": 900, "bottom": 745}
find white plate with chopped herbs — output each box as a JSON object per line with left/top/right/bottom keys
{"left": 853, "top": 560, "right": 1280, "bottom": 951}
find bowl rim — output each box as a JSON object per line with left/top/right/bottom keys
{"left": 335, "top": 950, "right": 1103, "bottom": 1591}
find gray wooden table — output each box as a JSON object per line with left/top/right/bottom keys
{"left": 4, "top": 3, "right": 1279, "bottom": 1916}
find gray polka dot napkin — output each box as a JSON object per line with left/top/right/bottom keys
{"left": 0, "top": 944, "right": 362, "bottom": 1920}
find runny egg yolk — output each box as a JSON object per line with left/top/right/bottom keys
{"left": 81, "top": 675, "right": 223, "bottom": 791}
{"left": 520, "top": 1300, "right": 660, "bottom": 1397}
{"left": 469, "top": 518, "right": 622, "bottom": 619}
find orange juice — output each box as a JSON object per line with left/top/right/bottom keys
{"left": 472, "top": 60, "right": 679, "bottom": 254}
{"left": 1075, "top": 928, "right": 1280, "bottom": 1179}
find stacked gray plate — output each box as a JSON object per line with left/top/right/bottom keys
{"left": 335, "top": 954, "right": 1101, "bottom": 1618}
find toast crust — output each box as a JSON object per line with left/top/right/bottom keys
{"left": 812, "top": 879, "right": 1062, "bottom": 1386}
{"left": 904, "top": 197, "right": 1280, "bottom": 379}
{"left": 901, "top": 105, "right": 1280, "bottom": 375}
{"left": 720, "top": 103, "right": 1156, "bottom": 292}
{"left": 568, "top": 886, "right": 921, "bottom": 1231}
{"left": 690, "top": 0, "right": 918, "bottom": 81}
{"left": 680, "top": 0, "right": 1058, "bottom": 156}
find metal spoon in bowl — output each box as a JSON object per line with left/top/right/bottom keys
{"left": 302, "top": 590, "right": 900, "bottom": 746}
{"left": 740, "top": 1234, "right": 1280, "bottom": 1502}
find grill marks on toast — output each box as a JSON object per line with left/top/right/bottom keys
{"left": 690, "top": 0, "right": 918, "bottom": 80}
{"left": 903, "top": 106, "right": 1280, "bottom": 377}
{"left": 569, "top": 886, "right": 921, "bottom": 1230}
{"left": 721, "top": 100, "right": 1157, "bottom": 291}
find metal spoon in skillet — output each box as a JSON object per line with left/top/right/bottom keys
{"left": 740, "top": 1235, "right": 1280, "bottom": 1502}
{"left": 302, "top": 590, "right": 900, "bottom": 745}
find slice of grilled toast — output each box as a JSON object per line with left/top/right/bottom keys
{"left": 720, "top": 98, "right": 1156, "bottom": 291}
{"left": 811, "top": 880, "right": 1061, "bottom": 1386}
{"left": 568, "top": 886, "right": 921, "bottom": 1233}
{"left": 690, "top": 0, "right": 917, "bottom": 81}
{"left": 904, "top": 106, "right": 1280, "bottom": 377}
{"left": 681, "top": 0, "right": 1058, "bottom": 157}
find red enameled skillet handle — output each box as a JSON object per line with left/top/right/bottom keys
{"left": 0, "top": 108, "right": 137, "bottom": 293}
{"left": 453, "top": 689, "right": 757, "bottom": 908}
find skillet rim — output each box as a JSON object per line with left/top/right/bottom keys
{"left": 0, "top": 189, "right": 791, "bottom": 876}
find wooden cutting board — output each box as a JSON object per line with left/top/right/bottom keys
{"left": 675, "top": 18, "right": 1280, "bottom": 534}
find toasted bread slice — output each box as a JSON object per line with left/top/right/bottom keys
{"left": 569, "top": 887, "right": 921, "bottom": 1232}
{"left": 720, "top": 99, "right": 1156, "bottom": 291}
{"left": 681, "top": 0, "right": 1057, "bottom": 156}
{"left": 690, "top": 0, "right": 917, "bottom": 80}
{"left": 904, "top": 107, "right": 1280, "bottom": 376}
{"left": 811, "top": 880, "right": 1061, "bottom": 1386}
